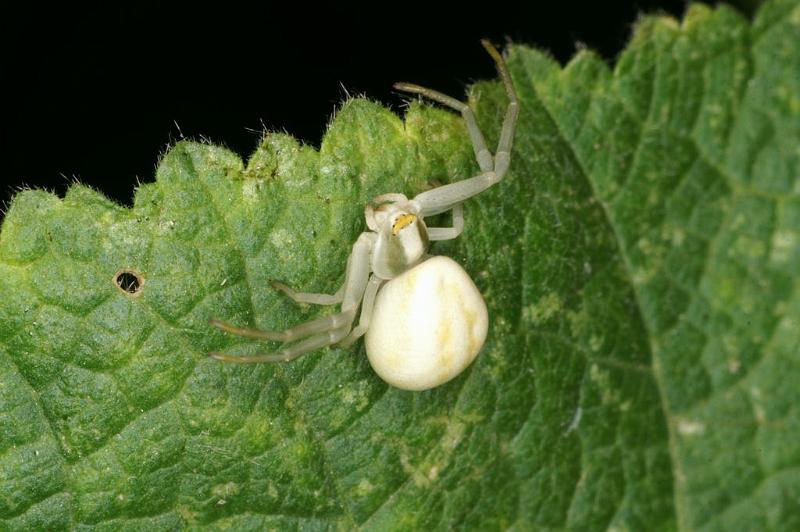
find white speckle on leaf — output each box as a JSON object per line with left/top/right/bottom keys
{"left": 671, "top": 226, "right": 685, "bottom": 246}
{"left": 565, "top": 407, "right": 582, "bottom": 434}
{"left": 522, "top": 292, "right": 562, "bottom": 324}
{"left": 567, "top": 308, "right": 589, "bottom": 337}
{"left": 242, "top": 180, "right": 261, "bottom": 201}
{"left": 632, "top": 267, "right": 656, "bottom": 285}
{"left": 589, "top": 335, "right": 603, "bottom": 352}
{"left": 400, "top": 455, "right": 425, "bottom": 487}
{"left": 750, "top": 387, "right": 767, "bottom": 423}
{"left": 590, "top": 364, "right": 618, "bottom": 404}
{"left": 212, "top": 482, "right": 239, "bottom": 498}
{"left": 270, "top": 228, "right": 294, "bottom": 248}
{"left": 790, "top": 3, "right": 800, "bottom": 26}
{"left": 677, "top": 418, "right": 705, "bottom": 436}
{"left": 357, "top": 479, "right": 374, "bottom": 496}
{"left": 340, "top": 382, "right": 370, "bottom": 410}
{"left": 771, "top": 230, "right": 797, "bottom": 264}
{"left": 443, "top": 420, "right": 466, "bottom": 450}
{"left": 493, "top": 315, "right": 512, "bottom": 334}
{"left": 341, "top": 388, "right": 356, "bottom": 404}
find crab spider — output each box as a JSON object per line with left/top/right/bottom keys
{"left": 209, "top": 40, "right": 518, "bottom": 390}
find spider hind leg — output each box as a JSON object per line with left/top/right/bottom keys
{"left": 209, "top": 326, "right": 351, "bottom": 363}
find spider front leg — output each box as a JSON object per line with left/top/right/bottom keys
{"left": 426, "top": 203, "right": 464, "bottom": 241}
{"left": 396, "top": 39, "right": 518, "bottom": 217}
{"left": 209, "top": 232, "right": 375, "bottom": 363}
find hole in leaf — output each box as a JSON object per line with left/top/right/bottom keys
{"left": 113, "top": 268, "right": 144, "bottom": 297}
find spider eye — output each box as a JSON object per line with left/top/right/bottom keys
{"left": 391, "top": 214, "right": 417, "bottom": 235}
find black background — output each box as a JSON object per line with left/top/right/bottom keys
{"left": 2, "top": 2, "right": 757, "bottom": 208}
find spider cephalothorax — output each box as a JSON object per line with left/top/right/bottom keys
{"left": 367, "top": 194, "right": 429, "bottom": 279}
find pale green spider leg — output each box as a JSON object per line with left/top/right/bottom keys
{"left": 209, "top": 232, "right": 375, "bottom": 362}
{"left": 426, "top": 203, "right": 464, "bottom": 241}
{"left": 268, "top": 279, "right": 345, "bottom": 305}
{"left": 395, "top": 39, "right": 518, "bottom": 217}
{"left": 339, "top": 274, "right": 384, "bottom": 347}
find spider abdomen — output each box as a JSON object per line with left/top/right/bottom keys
{"left": 365, "top": 256, "right": 488, "bottom": 391}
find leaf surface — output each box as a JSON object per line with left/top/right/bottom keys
{"left": 1, "top": 1, "right": 798, "bottom": 529}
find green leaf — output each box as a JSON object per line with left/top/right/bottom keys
{"left": 1, "top": 1, "right": 798, "bottom": 529}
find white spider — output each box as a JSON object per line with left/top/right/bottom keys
{"left": 210, "top": 40, "right": 518, "bottom": 391}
